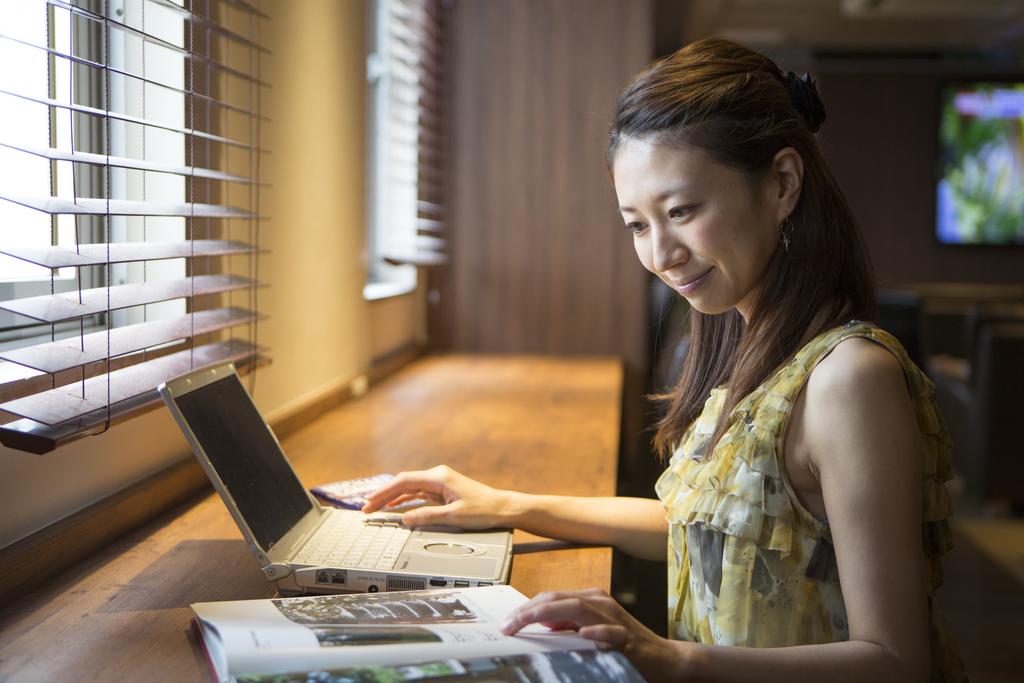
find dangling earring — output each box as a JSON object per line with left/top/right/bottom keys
{"left": 780, "top": 217, "right": 794, "bottom": 252}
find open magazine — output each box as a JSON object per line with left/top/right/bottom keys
{"left": 192, "top": 585, "right": 646, "bottom": 683}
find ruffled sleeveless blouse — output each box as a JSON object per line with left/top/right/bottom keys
{"left": 655, "top": 321, "right": 968, "bottom": 681}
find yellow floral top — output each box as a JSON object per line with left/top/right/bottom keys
{"left": 655, "top": 321, "right": 968, "bottom": 681}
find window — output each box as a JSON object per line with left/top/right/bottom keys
{"left": 0, "top": 3, "right": 93, "bottom": 342}
{"left": 0, "top": 0, "right": 268, "bottom": 453}
{"left": 364, "top": 0, "right": 447, "bottom": 301}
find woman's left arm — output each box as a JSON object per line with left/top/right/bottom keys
{"left": 501, "top": 339, "right": 932, "bottom": 683}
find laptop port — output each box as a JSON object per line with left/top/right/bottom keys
{"left": 477, "top": 582, "right": 492, "bottom": 586}
{"left": 429, "top": 579, "right": 446, "bottom": 587}
{"left": 331, "top": 572, "right": 346, "bottom": 585}
{"left": 454, "top": 580, "right": 470, "bottom": 588}
{"left": 316, "top": 571, "right": 330, "bottom": 584}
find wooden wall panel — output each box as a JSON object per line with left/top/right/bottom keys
{"left": 438, "top": 0, "right": 654, "bottom": 478}
{"left": 444, "top": 0, "right": 651, "bottom": 355}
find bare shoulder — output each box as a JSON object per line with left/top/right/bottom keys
{"left": 803, "top": 336, "right": 909, "bottom": 409}
{"left": 806, "top": 335, "right": 905, "bottom": 385}
{"left": 801, "top": 336, "right": 917, "bottom": 465}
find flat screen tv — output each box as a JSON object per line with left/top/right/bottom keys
{"left": 936, "top": 82, "right": 1024, "bottom": 245}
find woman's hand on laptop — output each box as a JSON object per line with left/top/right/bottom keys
{"left": 361, "top": 465, "right": 513, "bottom": 530}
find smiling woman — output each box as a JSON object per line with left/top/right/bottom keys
{"left": 364, "top": 38, "right": 968, "bottom": 683}
{"left": 614, "top": 140, "right": 796, "bottom": 319}
{"left": 607, "top": 41, "right": 874, "bottom": 460}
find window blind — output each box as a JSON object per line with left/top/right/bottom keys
{"left": 369, "top": 0, "right": 447, "bottom": 273}
{"left": 0, "top": 0, "right": 267, "bottom": 454}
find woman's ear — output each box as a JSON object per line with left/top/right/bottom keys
{"left": 771, "top": 147, "right": 804, "bottom": 221}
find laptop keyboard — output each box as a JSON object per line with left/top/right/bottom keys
{"left": 293, "top": 513, "right": 410, "bottom": 570}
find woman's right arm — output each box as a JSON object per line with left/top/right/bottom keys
{"left": 361, "top": 465, "right": 668, "bottom": 561}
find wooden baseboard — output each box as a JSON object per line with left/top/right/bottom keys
{"left": 0, "top": 346, "right": 424, "bottom": 608}
{"left": 369, "top": 342, "right": 424, "bottom": 383}
{"left": 0, "top": 457, "right": 210, "bottom": 608}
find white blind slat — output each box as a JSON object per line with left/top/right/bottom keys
{"left": 0, "top": 307, "right": 258, "bottom": 374}
{"left": 0, "top": 88, "right": 264, "bottom": 150}
{"left": 0, "top": 32, "right": 270, "bottom": 119}
{"left": 0, "top": 140, "right": 259, "bottom": 183}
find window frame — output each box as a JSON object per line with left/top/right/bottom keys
{"left": 362, "top": 0, "right": 421, "bottom": 302}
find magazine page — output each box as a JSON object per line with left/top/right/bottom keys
{"left": 233, "top": 648, "right": 646, "bottom": 683}
{"left": 192, "top": 585, "right": 597, "bottom": 681}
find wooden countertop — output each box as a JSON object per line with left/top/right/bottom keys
{"left": 0, "top": 354, "right": 623, "bottom": 682}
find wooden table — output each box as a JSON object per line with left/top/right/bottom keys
{"left": 0, "top": 355, "right": 623, "bottom": 682}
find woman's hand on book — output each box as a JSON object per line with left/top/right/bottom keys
{"left": 499, "top": 588, "right": 697, "bottom": 682}
{"left": 361, "top": 465, "right": 513, "bottom": 529}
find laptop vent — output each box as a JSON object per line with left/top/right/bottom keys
{"left": 386, "top": 577, "right": 426, "bottom": 591}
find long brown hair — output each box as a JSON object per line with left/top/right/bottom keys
{"left": 608, "top": 38, "right": 877, "bottom": 459}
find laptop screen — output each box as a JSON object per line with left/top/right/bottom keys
{"left": 172, "top": 373, "right": 314, "bottom": 551}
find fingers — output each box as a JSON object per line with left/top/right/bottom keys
{"left": 382, "top": 492, "right": 443, "bottom": 509}
{"left": 501, "top": 591, "right": 619, "bottom": 636}
{"left": 361, "top": 467, "right": 451, "bottom": 513}
{"left": 401, "top": 502, "right": 459, "bottom": 528}
{"left": 526, "top": 588, "right": 608, "bottom": 604}
{"left": 537, "top": 619, "right": 581, "bottom": 631}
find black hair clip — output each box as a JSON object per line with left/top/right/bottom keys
{"left": 785, "top": 71, "right": 827, "bottom": 133}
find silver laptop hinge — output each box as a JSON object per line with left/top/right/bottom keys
{"left": 263, "top": 562, "right": 291, "bottom": 579}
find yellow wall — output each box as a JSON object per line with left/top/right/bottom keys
{"left": 253, "top": 0, "right": 372, "bottom": 420}
{"left": 0, "top": 0, "right": 422, "bottom": 548}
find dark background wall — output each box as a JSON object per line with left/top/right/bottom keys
{"left": 438, "top": 0, "right": 656, "bottom": 485}
{"left": 818, "top": 70, "right": 1024, "bottom": 287}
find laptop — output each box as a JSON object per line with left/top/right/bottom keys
{"left": 158, "top": 362, "right": 513, "bottom": 596}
